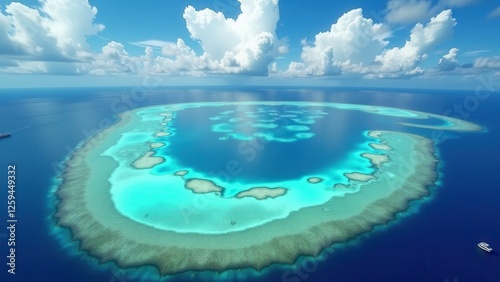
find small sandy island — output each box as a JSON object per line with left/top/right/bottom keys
{"left": 155, "top": 132, "right": 171, "bottom": 137}
{"left": 131, "top": 151, "right": 165, "bottom": 169}
{"left": 174, "top": 170, "right": 189, "bottom": 177}
{"left": 307, "top": 177, "right": 323, "bottom": 184}
{"left": 149, "top": 142, "right": 165, "bottom": 149}
{"left": 185, "top": 179, "right": 223, "bottom": 194}
{"left": 236, "top": 187, "right": 287, "bottom": 200}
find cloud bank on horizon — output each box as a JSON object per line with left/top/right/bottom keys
{"left": 0, "top": 0, "right": 499, "bottom": 85}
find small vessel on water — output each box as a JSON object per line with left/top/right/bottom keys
{"left": 478, "top": 242, "right": 493, "bottom": 253}
{"left": 0, "top": 133, "right": 11, "bottom": 139}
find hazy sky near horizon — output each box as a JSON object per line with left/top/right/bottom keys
{"left": 0, "top": 0, "right": 499, "bottom": 89}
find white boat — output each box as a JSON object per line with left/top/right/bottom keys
{"left": 478, "top": 242, "right": 493, "bottom": 253}
{"left": 0, "top": 133, "right": 11, "bottom": 139}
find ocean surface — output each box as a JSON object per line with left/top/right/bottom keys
{"left": 0, "top": 86, "right": 499, "bottom": 282}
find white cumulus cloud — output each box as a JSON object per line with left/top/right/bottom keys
{"left": 78, "top": 41, "right": 135, "bottom": 76}
{"left": 0, "top": 0, "right": 104, "bottom": 76}
{"left": 286, "top": 8, "right": 389, "bottom": 76}
{"left": 3, "top": 0, "right": 485, "bottom": 81}
{"left": 473, "top": 56, "right": 500, "bottom": 69}
{"left": 39, "top": 0, "right": 104, "bottom": 57}
{"left": 286, "top": 9, "right": 456, "bottom": 78}
{"left": 375, "top": 10, "right": 456, "bottom": 75}
{"left": 0, "top": 0, "right": 103, "bottom": 61}
{"left": 0, "top": 6, "right": 16, "bottom": 55}
{"left": 1, "top": 0, "right": 284, "bottom": 76}
{"left": 182, "top": 0, "right": 283, "bottom": 75}
{"left": 437, "top": 48, "right": 459, "bottom": 71}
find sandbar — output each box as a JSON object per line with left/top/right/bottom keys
{"left": 344, "top": 172, "right": 376, "bottom": 182}
{"left": 174, "top": 170, "right": 189, "bottom": 177}
{"left": 131, "top": 151, "right": 165, "bottom": 169}
{"left": 149, "top": 142, "right": 165, "bottom": 149}
{"left": 155, "top": 132, "right": 171, "bottom": 137}
{"left": 369, "top": 143, "right": 391, "bottom": 151}
{"left": 235, "top": 187, "right": 287, "bottom": 200}
{"left": 185, "top": 179, "right": 223, "bottom": 194}
{"left": 307, "top": 177, "right": 324, "bottom": 184}
{"left": 368, "top": 131, "right": 382, "bottom": 138}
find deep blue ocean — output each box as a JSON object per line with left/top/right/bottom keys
{"left": 0, "top": 86, "right": 499, "bottom": 282}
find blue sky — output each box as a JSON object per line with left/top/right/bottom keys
{"left": 0, "top": 0, "right": 499, "bottom": 89}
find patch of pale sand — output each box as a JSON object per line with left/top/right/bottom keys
{"left": 369, "top": 143, "right": 392, "bottom": 151}
{"left": 185, "top": 179, "right": 223, "bottom": 194}
{"left": 131, "top": 151, "right": 164, "bottom": 169}
{"left": 236, "top": 187, "right": 287, "bottom": 200}
{"left": 174, "top": 170, "right": 189, "bottom": 177}
{"left": 368, "top": 130, "right": 383, "bottom": 138}
{"left": 149, "top": 142, "right": 165, "bottom": 149}
{"left": 344, "top": 172, "right": 376, "bottom": 182}
{"left": 362, "top": 153, "right": 390, "bottom": 167}
{"left": 307, "top": 177, "right": 323, "bottom": 184}
{"left": 333, "top": 183, "right": 349, "bottom": 189}
{"left": 155, "top": 132, "right": 171, "bottom": 137}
